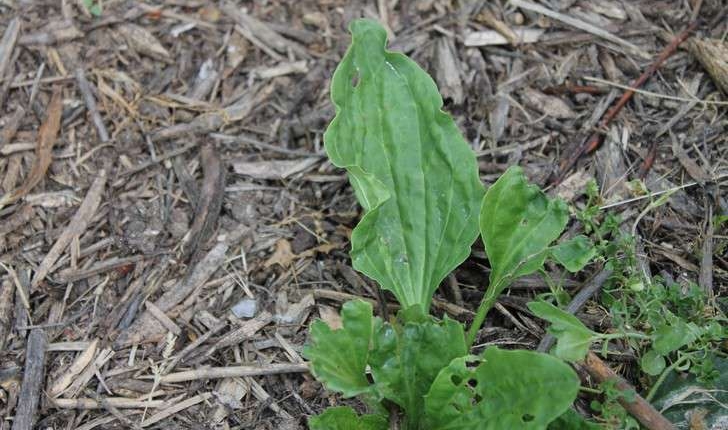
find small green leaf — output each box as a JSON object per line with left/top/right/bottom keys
{"left": 550, "top": 235, "right": 596, "bottom": 272}
{"left": 640, "top": 350, "right": 666, "bottom": 376}
{"left": 309, "top": 407, "right": 388, "bottom": 430}
{"left": 324, "top": 19, "right": 484, "bottom": 311}
{"left": 425, "top": 347, "right": 580, "bottom": 429}
{"left": 83, "top": 0, "right": 102, "bottom": 16}
{"left": 528, "top": 301, "right": 596, "bottom": 361}
{"left": 303, "top": 300, "right": 376, "bottom": 397}
{"left": 369, "top": 313, "right": 467, "bottom": 429}
{"left": 548, "top": 409, "right": 603, "bottom": 430}
{"left": 652, "top": 313, "right": 698, "bottom": 355}
{"left": 480, "top": 166, "right": 569, "bottom": 293}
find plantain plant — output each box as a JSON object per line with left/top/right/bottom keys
{"left": 304, "top": 19, "right": 594, "bottom": 430}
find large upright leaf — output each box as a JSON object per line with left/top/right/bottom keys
{"left": 325, "top": 19, "right": 484, "bottom": 311}
{"left": 369, "top": 310, "right": 467, "bottom": 430}
{"left": 424, "top": 348, "right": 580, "bottom": 430}
{"left": 303, "top": 300, "right": 377, "bottom": 397}
{"left": 480, "top": 166, "right": 569, "bottom": 291}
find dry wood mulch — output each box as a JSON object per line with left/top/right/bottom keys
{"left": 0, "top": 0, "right": 726, "bottom": 429}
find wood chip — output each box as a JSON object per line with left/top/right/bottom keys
{"left": 180, "top": 144, "right": 225, "bottom": 260}
{"left": 30, "top": 169, "right": 107, "bottom": 289}
{"left": 0, "top": 278, "right": 15, "bottom": 352}
{"left": 115, "top": 242, "right": 229, "bottom": 347}
{"left": 686, "top": 37, "right": 728, "bottom": 95}
{"left": 48, "top": 339, "right": 98, "bottom": 397}
{"left": 12, "top": 329, "right": 46, "bottom": 430}
{"left": 0, "top": 18, "right": 20, "bottom": 78}
{"left": 434, "top": 38, "right": 463, "bottom": 104}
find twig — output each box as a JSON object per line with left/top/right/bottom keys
{"left": 85, "top": 389, "right": 142, "bottom": 430}
{"left": 140, "top": 392, "right": 213, "bottom": 427}
{"left": 582, "top": 76, "right": 728, "bottom": 106}
{"left": 75, "top": 68, "right": 110, "bottom": 142}
{"left": 0, "top": 18, "right": 20, "bottom": 79}
{"left": 583, "top": 352, "right": 676, "bottom": 430}
{"left": 11, "top": 329, "right": 47, "bottom": 430}
{"left": 598, "top": 172, "right": 728, "bottom": 210}
{"left": 51, "top": 397, "right": 166, "bottom": 409}
{"left": 552, "top": 20, "right": 699, "bottom": 185}
{"left": 699, "top": 204, "right": 713, "bottom": 297}
{"left": 118, "top": 142, "right": 197, "bottom": 177}
{"left": 157, "top": 362, "right": 309, "bottom": 383}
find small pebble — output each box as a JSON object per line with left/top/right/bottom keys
{"left": 231, "top": 298, "right": 257, "bottom": 318}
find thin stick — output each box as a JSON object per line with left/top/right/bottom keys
{"left": 510, "top": 0, "right": 650, "bottom": 59}
{"left": 583, "top": 352, "right": 676, "bottom": 430}
{"left": 158, "top": 363, "right": 309, "bottom": 383}
{"left": 75, "top": 68, "right": 110, "bottom": 142}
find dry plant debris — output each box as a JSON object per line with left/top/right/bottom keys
{"left": 0, "top": 0, "right": 725, "bottom": 429}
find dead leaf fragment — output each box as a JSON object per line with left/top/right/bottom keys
{"left": 264, "top": 239, "right": 296, "bottom": 268}
{"left": 232, "top": 157, "right": 319, "bottom": 180}
{"left": 522, "top": 87, "right": 576, "bottom": 119}
{"left": 118, "top": 24, "right": 170, "bottom": 58}
{"left": 0, "top": 86, "right": 62, "bottom": 208}
{"left": 464, "top": 27, "right": 544, "bottom": 46}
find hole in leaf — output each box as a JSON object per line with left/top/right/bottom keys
{"left": 465, "top": 360, "right": 480, "bottom": 368}
{"left": 522, "top": 414, "right": 535, "bottom": 422}
{"left": 467, "top": 379, "right": 478, "bottom": 388}
{"left": 474, "top": 394, "right": 483, "bottom": 404}
{"left": 451, "top": 374, "right": 463, "bottom": 385}
{"left": 351, "top": 72, "right": 360, "bottom": 87}
{"left": 521, "top": 218, "right": 529, "bottom": 226}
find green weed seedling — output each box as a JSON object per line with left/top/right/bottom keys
{"left": 303, "top": 20, "right": 597, "bottom": 430}
{"left": 531, "top": 181, "right": 727, "bottom": 427}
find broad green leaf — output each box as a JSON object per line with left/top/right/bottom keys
{"left": 324, "top": 19, "right": 484, "bottom": 311}
{"left": 480, "top": 166, "right": 569, "bottom": 292}
{"left": 309, "top": 406, "right": 388, "bottom": 430}
{"left": 303, "top": 300, "right": 377, "bottom": 397}
{"left": 550, "top": 235, "right": 596, "bottom": 272}
{"left": 369, "top": 311, "right": 467, "bottom": 429}
{"left": 640, "top": 350, "right": 666, "bottom": 376}
{"left": 424, "top": 347, "right": 580, "bottom": 429}
{"left": 528, "top": 301, "right": 596, "bottom": 361}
